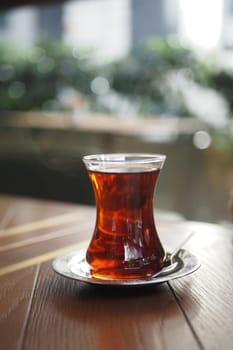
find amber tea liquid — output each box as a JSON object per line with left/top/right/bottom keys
{"left": 86, "top": 166, "right": 165, "bottom": 280}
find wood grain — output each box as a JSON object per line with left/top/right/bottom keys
{"left": 1, "top": 194, "right": 233, "bottom": 350}
{"left": 23, "top": 261, "right": 200, "bottom": 350}
{"left": 0, "top": 194, "right": 88, "bottom": 228}
{"left": 170, "top": 222, "right": 233, "bottom": 350}
{"left": 0, "top": 224, "right": 90, "bottom": 269}
{"left": 0, "top": 195, "right": 95, "bottom": 272}
{"left": 0, "top": 266, "right": 38, "bottom": 350}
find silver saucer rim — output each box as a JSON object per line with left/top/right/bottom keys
{"left": 52, "top": 248, "right": 201, "bottom": 287}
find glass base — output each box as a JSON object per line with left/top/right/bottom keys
{"left": 52, "top": 248, "right": 201, "bottom": 287}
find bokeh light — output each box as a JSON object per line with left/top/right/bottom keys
{"left": 193, "top": 130, "right": 212, "bottom": 149}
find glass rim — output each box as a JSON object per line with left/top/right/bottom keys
{"left": 83, "top": 153, "right": 166, "bottom": 165}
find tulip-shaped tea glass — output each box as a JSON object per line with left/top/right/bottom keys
{"left": 83, "top": 153, "right": 166, "bottom": 280}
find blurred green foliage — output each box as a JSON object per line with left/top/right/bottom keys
{"left": 108, "top": 38, "right": 202, "bottom": 116}
{"left": 0, "top": 38, "right": 97, "bottom": 111}
{"left": 1, "top": 37, "right": 233, "bottom": 120}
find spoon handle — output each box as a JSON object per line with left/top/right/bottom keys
{"left": 152, "top": 231, "right": 195, "bottom": 279}
{"left": 171, "top": 231, "right": 195, "bottom": 259}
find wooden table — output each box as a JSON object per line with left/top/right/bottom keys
{"left": 0, "top": 194, "right": 233, "bottom": 350}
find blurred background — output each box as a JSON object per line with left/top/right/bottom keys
{"left": 0, "top": 0, "right": 233, "bottom": 223}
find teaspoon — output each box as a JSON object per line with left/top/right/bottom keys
{"left": 152, "top": 231, "right": 195, "bottom": 279}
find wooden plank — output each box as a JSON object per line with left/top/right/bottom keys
{"left": 0, "top": 223, "right": 90, "bottom": 269}
{"left": 23, "top": 261, "right": 200, "bottom": 350}
{"left": 0, "top": 240, "right": 88, "bottom": 277}
{"left": 0, "top": 211, "right": 80, "bottom": 238}
{"left": 0, "top": 266, "right": 39, "bottom": 350}
{"left": 0, "top": 195, "right": 95, "bottom": 273}
{"left": 0, "top": 208, "right": 95, "bottom": 249}
{"left": 0, "top": 194, "right": 86, "bottom": 228}
{"left": 170, "top": 222, "right": 233, "bottom": 350}
{"left": 0, "top": 220, "right": 191, "bottom": 276}
{"left": 0, "top": 207, "right": 15, "bottom": 231}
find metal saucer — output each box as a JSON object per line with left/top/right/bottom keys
{"left": 52, "top": 248, "right": 201, "bottom": 287}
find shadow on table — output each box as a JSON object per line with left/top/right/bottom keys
{"left": 50, "top": 274, "right": 200, "bottom": 348}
